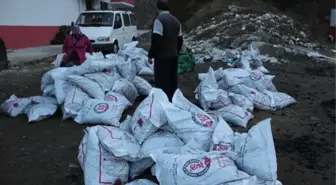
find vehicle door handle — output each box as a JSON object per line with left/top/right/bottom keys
{"left": 122, "top": 28, "right": 124, "bottom": 31}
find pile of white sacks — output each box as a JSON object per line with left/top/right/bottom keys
{"left": 195, "top": 66, "right": 296, "bottom": 127}
{"left": 0, "top": 41, "right": 153, "bottom": 123}
{"left": 77, "top": 88, "right": 283, "bottom": 185}
{"left": 0, "top": 41, "right": 295, "bottom": 184}
{"left": 192, "top": 44, "right": 296, "bottom": 128}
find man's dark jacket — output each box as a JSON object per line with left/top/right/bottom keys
{"left": 148, "top": 11, "right": 183, "bottom": 59}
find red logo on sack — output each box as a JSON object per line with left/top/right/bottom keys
{"left": 104, "top": 69, "right": 115, "bottom": 76}
{"left": 212, "top": 142, "right": 234, "bottom": 152}
{"left": 137, "top": 119, "right": 143, "bottom": 127}
{"left": 94, "top": 103, "right": 109, "bottom": 113}
{"left": 157, "top": 129, "right": 167, "bottom": 136}
{"left": 249, "top": 72, "right": 262, "bottom": 81}
{"left": 192, "top": 113, "right": 213, "bottom": 127}
{"left": 105, "top": 95, "right": 118, "bottom": 102}
{"left": 114, "top": 179, "right": 122, "bottom": 185}
{"left": 182, "top": 157, "right": 211, "bottom": 177}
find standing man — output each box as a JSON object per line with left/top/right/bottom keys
{"left": 148, "top": 0, "right": 183, "bottom": 101}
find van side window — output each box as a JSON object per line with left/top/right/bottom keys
{"left": 131, "top": 14, "right": 137, "bottom": 26}
{"left": 130, "top": 14, "right": 135, "bottom": 26}
{"left": 129, "top": 14, "right": 132, "bottom": 25}
{"left": 114, "top": 13, "right": 122, "bottom": 29}
{"left": 122, "top": 13, "right": 131, "bottom": 27}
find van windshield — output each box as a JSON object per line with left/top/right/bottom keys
{"left": 76, "top": 12, "right": 114, "bottom": 27}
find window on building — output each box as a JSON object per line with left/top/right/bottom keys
{"left": 122, "top": 13, "right": 131, "bottom": 26}
{"left": 76, "top": 12, "right": 114, "bottom": 26}
{"left": 100, "top": 2, "right": 108, "bottom": 10}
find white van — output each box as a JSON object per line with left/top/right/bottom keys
{"left": 75, "top": 10, "right": 138, "bottom": 53}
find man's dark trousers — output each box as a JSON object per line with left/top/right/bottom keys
{"left": 154, "top": 56, "right": 178, "bottom": 101}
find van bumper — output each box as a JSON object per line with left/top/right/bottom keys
{"left": 92, "top": 43, "right": 114, "bottom": 52}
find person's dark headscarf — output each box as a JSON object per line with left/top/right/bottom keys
{"left": 157, "top": 0, "right": 169, "bottom": 11}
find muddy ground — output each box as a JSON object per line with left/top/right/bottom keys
{"left": 0, "top": 42, "right": 335, "bottom": 185}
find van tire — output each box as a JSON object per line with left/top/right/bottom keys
{"left": 132, "top": 37, "right": 137, "bottom": 41}
{"left": 112, "top": 41, "right": 119, "bottom": 54}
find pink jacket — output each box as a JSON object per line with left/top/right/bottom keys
{"left": 62, "top": 34, "right": 94, "bottom": 64}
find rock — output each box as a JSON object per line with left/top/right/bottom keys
{"left": 230, "top": 35, "right": 250, "bottom": 48}
{"left": 203, "top": 55, "right": 213, "bottom": 62}
{"left": 254, "top": 31, "right": 272, "bottom": 43}
{"left": 228, "top": 5, "right": 239, "bottom": 12}
{"left": 240, "top": 42, "right": 249, "bottom": 49}
{"left": 212, "top": 36, "right": 220, "bottom": 43}
{"left": 310, "top": 116, "right": 321, "bottom": 122}
{"left": 250, "top": 41, "right": 285, "bottom": 58}
{"left": 300, "top": 31, "right": 307, "bottom": 38}
{"left": 269, "top": 57, "right": 279, "bottom": 63}
{"left": 68, "top": 163, "right": 80, "bottom": 168}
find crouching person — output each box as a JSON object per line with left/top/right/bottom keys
{"left": 61, "top": 25, "right": 93, "bottom": 67}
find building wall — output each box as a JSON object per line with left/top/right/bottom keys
{"left": 110, "top": 0, "right": 134, "bottom": 5}
{"left": 102, "top": 0, "right": 134, "bottom": 5}
{"left": 0, "top": 0, "right": 86, "bottom": 49}
{"left": 101, "top": 0, "right": 135, "bottom": 10}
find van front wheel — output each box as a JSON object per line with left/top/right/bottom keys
{"left": 132, "top": 37, "right": 137, "bottom": 41}
{"left": 112, "top": 42, "right": 119, "bottom": 54}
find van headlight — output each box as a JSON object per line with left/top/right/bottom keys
{"left": 97, "top": 37, "right": 110, "bottom": 42}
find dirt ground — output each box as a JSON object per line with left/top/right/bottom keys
{"left": 0, "top": 45, "right": 335, "bottom": 185}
